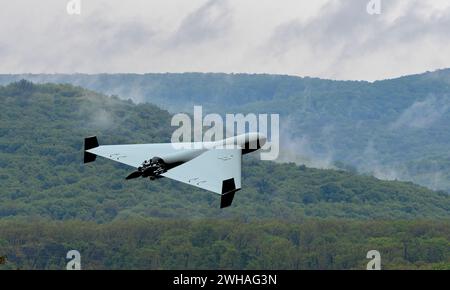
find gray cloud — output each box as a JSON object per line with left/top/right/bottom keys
{"left": 265, "top": 0, "right": 450, "bottom": 79}
{"left": 1, "top": 0, "right": 450, "bottom": 80}
{"left": 168, "top": 0, "right": 233, "bottom": 47}
{"left": 270, "top": 1, "right": 375, "bottom": 52}
{"left": 94, "top": 20, "right": 157, "bottom": 54}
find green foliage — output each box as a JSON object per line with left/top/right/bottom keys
{"left": 0, "top": 81, "right": 449, "bottom": 270}
{"left": 0, "top": 219, "right": 448, "bottom": 270}
{"left": 0, "top": 81, "right": 449, "bottom": 222}
{"left": 2, "top": 72, "right": 449, "bottom": 191}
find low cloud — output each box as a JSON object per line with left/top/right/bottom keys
{"left": 390, "top": 95, "right": 450, "bottom": 129}
{"left": 265, "top": 0, "right": 450, "bottom": 80}
{"left": 2, "top": 1, "right": 450, "bottom": 80}
{"left": 90, "top": 108, "right": 115, "bottom": 130}
{"left": 278, "top": 117, "right": 335, "bottom": 169}
{"left": 167, "top": 0, "right": 233, "bottom": 47}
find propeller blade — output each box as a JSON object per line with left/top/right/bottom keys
{"left": 126, "top": 171, "right": 143, "bottom": 180}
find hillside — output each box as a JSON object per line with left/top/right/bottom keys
{"left": 0, "top": 80, "right": 449, "bottom": 222}
{"left": 1, "top": 80, "right": 449, "bottom": 270}
{"left": 1, "top": 71, "right": 449, "bottom": 192}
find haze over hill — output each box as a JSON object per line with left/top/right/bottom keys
{"left": 1, "top": 80, "right": 449, "bottom": 221}
{"left": 1, "top": 80, "right": 449, "bottom": 270}
{"left": 1, "top": 70, "right": 450, "bottom": 192}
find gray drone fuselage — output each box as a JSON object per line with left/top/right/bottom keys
{"left": 154, "top": 132, "right": 266, "bottom": 170}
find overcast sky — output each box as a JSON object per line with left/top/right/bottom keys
{"left": 1, "top": 0, "right": 450, "bottom": 80}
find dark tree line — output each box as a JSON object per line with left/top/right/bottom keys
{"left": 0, "top": 219, "right": 448, "bottom": 270}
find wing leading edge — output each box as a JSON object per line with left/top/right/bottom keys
{"left": 84, "top": 136, "right": 183, "bottom": 168}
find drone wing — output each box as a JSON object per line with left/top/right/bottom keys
{"left": 84, "top": 136, "right": 242, "bottom": 208}
{"left": 84, "top": 136, "right": 180, "bottom": 168}
{"left": 163, "top": 148, "right": 242, "bottom": 208}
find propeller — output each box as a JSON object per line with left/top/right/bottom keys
{"left": 125, "top": 171, "right": 143, "bottom": 180}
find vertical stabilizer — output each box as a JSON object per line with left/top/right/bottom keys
{"left": 84, "top": 136, "right": 99, "bottom": 163}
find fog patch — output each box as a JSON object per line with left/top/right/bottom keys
{"left": 90, "top": 108, "right": 114, "bottom": 130}
{"left": 357, "top": 140, "right": 401, "bottom": 180}
{"left": 77, "top": 92, "right": 116, "bottom": 131}
{"left": 391, "top": 95, "right": 449, "bottom": 129}
{"left": 278, "top": 118, "right": 335, "bottom": 169}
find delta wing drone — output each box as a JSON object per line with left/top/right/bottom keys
{"left": 83, "top": 133, "right": 266, "bottom": 208}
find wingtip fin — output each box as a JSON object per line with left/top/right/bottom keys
{"left": 84, "top": 136, "right": 99, "bottom": 163}
{"left": 220, "top": 178, "right": 240, "bottom": 208}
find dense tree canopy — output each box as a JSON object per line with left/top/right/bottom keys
{"left": 0, "top": 81, "right": 449, "bottom": 269}
{"left": 0, "top": 219, "right": 448, "bottom": 270}
{"left": 0, "top": 81, "right": 449, "bottom": 221}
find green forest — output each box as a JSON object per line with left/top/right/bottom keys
{"left": 3, "top": 71, "right": 449, "bottom": 192}
{"left": 0, "top": 219, "right": 449, "bottom": 270}
{"left": 0, "top": 80, "right": 449, "bottom": 269}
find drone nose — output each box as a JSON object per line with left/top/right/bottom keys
{"left": 258, "top": 133, "right": 267, "bottom": 147}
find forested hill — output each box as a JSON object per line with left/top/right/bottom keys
{"left": 0, "top": 71, "right": 449, "bottom": 193}
{"left": 1, "top": 80, "right": 449, "bottom": 222}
